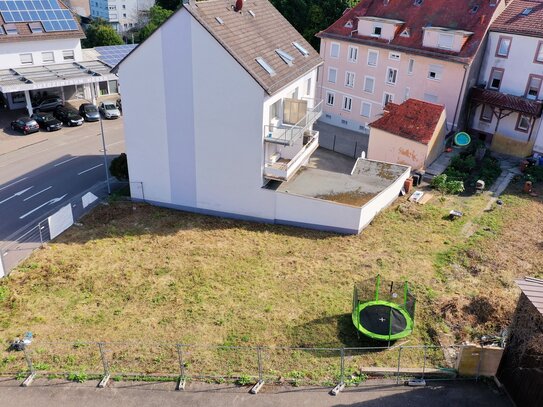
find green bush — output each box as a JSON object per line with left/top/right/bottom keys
{"left": 109, "top": 153, "right": 129, "bottom": 181}
{"left": 525, "top": 165, "right": 543, "bottom": 183}
{"left": 431, "top": 174, "right": 465, "bottom": 195}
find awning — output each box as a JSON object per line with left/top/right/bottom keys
{"left": 0, "top": 60, "right": 117, "bottom": 93}
{"left": 471, "top": 87, "right": 543, "bottom": 117}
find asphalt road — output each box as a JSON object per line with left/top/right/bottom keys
{"left": 0, "top": 117, "right": 125, "bottom": 242}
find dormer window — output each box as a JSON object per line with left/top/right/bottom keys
{"left": 4, "top": 24, "right": 18, "bottom": 35}
{"left": 344, "top": 20, "right": 353, "bottom": 28}
{"left": 372, "top": 25, "right": 382, "bottom": 37}
{"left": 400, "top": 28, "right": 410, "bottom": 37}
{"left": 437, "top": 33, "right": 454, "bottom": 49}
{"left": 28, "top": 22, "right": 43, "bottom": 33}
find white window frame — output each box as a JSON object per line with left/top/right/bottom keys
{"left": 360, "top": 102, "right": 371, "bottom": 118}
{"left": 41, "top": 51, "right": 54, "bottom": 63}
{"left": 428, "top": 64, "right": 443, "bottom": 81}
{"left": 330, "top": 42, "right": 340, "bottom": 59}
{"left": 19, "top": 53, "right": 33, "bottom": 65}
{"left": 372, "top": 24, "right": 383, "bottom": 37}
{"left": 407, "top": 58, "right": 415, "bottom": 75}
{"left": 389, "top": 52, "right": 401, "bottom": 61}
{"left": 345, "top": 71, "right": 355, "bottom": 88}
{"left": 342, "top": 96, "right": 353, "bottom": 112}
{"left": 367, "top": 49, "right": 379, "bottom": 67}
{"left": 327, "top": 67, "right": 337, "bottom": 83}
{"left": 383, "top": 92, "right": 394, "bottom": 106}
{"left": 363, "top": 76, "right": 375, "bottom": 94}
{"left": 386, "top": 67, "right": 398, "bottom": 85}
{"left": 326, "top": 91, "right": 335, "bottom": 106}
{"left": 62, "top": 50, "right": 75, "bottom": 61}
{"left": 306, "top": 77, "right": 312, "bottom": 96}
{"left": 348, "top": 45, "right": 358, "bottom": 63}
{"left": 437, "top": 33, "right": 454, "bottom": 50}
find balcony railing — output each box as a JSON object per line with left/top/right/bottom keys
{"left": 264, "top": 100, "right": 323, "bottom": 146}
{"left": 264, "top": 130, "right": 319, "bottom": 181}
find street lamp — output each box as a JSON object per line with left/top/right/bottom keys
{"left": 76, "top": 96, "right": 111, "bottom": 194}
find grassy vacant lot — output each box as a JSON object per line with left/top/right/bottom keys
{"left": 0, "top": 178, "right": 542, "bottom": 380}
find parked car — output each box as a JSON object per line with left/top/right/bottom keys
{"left": 10, "top": 117, "right": 39, "bottom": 135}
{"left": 78, "top": 103, "right": 100, "bottom": 122}
{"left": 53, "top": 106, "right": 84, "bottom": 126}
{"left": 99, "top": 101, "right": 121, "bottom": 119}
{"left": 32, "top": 96, "right": 64, "bottom": 112}
{"left": 30, "top": 112, "right": 62, "bottom": 131}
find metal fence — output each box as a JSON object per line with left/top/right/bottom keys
{"left": 0, "top": 181, "right": 126, "bottom": 277}
{"left": 0, "top": 340, "right": 474, "bottom": 391}
{"left": 318, "top": 132, "right": 367, "bottom": 159}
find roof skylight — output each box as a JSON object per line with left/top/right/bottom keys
{"left": 256, "top": 57, "right": 276, "bottom": 76}
{"left": 248, "top": 10, "right": 255, "bottom": 17}
{"left": 29, "top": 22, "right": 44, "bottom": 33}
{"left": 215, "top": 17, "right": 224, "bottom": 25}
{"left": 413, "top": 0, "right": 423, "bottom": 6}
{"left": 275, "top": 49, "right": 294, "bottom": 66}
{"left": 521, "top": 7, "right": 533, "bottom": 16}
{"left": 292, "top": 41, "right": 309, "bottom": 57}
{"left": 4, "top": 24, "right": 18, "bottom": 35}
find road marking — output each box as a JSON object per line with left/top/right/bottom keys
{"left": 0, "top": 177, "right": 28, "bottom": 192}
{"left": 23, "top": 186, "right": 52, "bottom": 201}
{"left": 19, "top": 194, "right": 67, "bottom": 220}
{"left": 100, "top": 140, "right": 123, "bottom": 151}
{"left": 54, "top": 157, "right": 78, "bottom": 167}
{"left": 0, "top": 186, "right": 34, "bottom": 205}
{"left": 78, "top": 164, "right": 103, "bottom": 175}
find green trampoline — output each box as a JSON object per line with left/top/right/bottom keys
{"left": 352, "top": 275, "right": 416, "bottom": 341}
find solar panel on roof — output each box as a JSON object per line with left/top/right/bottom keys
{"left": 95, "top": 44, "right": 138, "bottom": 68}
{"left": 0, "top": 0, "right": 78, "bottom": 32}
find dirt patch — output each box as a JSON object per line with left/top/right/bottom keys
{"left": 315, "top": 190, "right": 376, "bottom": 206}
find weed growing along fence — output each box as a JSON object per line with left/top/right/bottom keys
{"left": 0, "top": 340, "right": 473, "bottom": 388}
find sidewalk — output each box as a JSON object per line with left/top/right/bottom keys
{"left": 0, "top": 377, "right": 512, "bottom": 407}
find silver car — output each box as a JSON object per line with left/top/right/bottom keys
{"left": 99, "top": 102, "right": 121, "bottom": 119}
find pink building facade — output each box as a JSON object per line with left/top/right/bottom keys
{"left": 317, "top": 0, "right": 506, "bottom": 136}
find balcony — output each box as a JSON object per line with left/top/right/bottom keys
{"left": 264, "top": 100, "right": 323, "bottom": 146}
{"left": 264, "top": 130, "right": 319, "bottom": 181}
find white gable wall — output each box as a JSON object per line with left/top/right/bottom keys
{"left": 120, "top": 8, "right": 276, "bottom": 220}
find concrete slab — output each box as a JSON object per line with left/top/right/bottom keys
{"left": 278, "top": 149, "right": 407, "bottom": 207}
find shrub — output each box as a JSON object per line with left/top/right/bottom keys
{"left": 109, "top": 153, "right": 129, "bottom": 181}
{"left": 525, "top": 165, "right": 543, "bottom": 183}
{"left": 431, "top": 174, "right": 465, "bottom": 195}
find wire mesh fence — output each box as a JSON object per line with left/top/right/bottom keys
{"left": 0, "top": 340, "right": 477, "bottom": 388}
{"left": 0, "top": 181, "right": 127, "bottom": 277}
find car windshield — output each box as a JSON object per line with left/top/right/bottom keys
{"left": 28, "top": 120, "right": 38, "bottom": 126}
{"left": 44, "top": 116, "right": 56, "bottom": 122}
{"left": 66, "top": 112, "right": 80, "bottom": 119}
{"left": 85, "top": 105, "right": 98, "bottom": 112}
{"left": 104, "top": 104, "right": 116, "bottom": 110}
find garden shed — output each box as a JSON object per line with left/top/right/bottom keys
{"left": 497, "top": 277, "right": 543, "bottom": 407}
{"left": 368, "top": 99, "right": 446, "bottom": 170}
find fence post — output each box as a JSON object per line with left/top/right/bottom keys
{"left": 422, "top": 346, "right": 427, "bottom": 380}
{"left": 176, "top": 344, "right": 186, "bottom": 391}
{"left": 396, "top": 346, "right": 403, "bottom": 385}
{"left": 250, "top": 347, "right": 265, "bottom": 394}
{"left": 38, "top": 222, "right": 44, "bottom": 248}
{"left": 332, "top": 134, "right": 336, "bottom": 151}
{"left": 21, "top": 347, "right": 36, "bottom": 387}
{"left": 97, "top": 342, "right": 110, "bottom": 388}
{"left": 353, "top": 141, "right": 358, "bottom": 158}
{"left": 0, "top": 247, "right": 6, "bottom": 278}
{"left": 330, "top": 348, "right": 345, "bottom": 396}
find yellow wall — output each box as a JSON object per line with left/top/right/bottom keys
{"left": 490, "top": 132, "right": 535, "bottom": 157}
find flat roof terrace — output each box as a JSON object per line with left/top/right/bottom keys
{"left": 276, "top": 149, "right": 408, "bottom": 207}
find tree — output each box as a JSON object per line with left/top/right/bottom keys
{"left": 110, "top": 153, "right": 129, "bottom": 181}
{"left": 82, "top": 19, "right": 124, "bottom": 48}
{"left": 138, "top": 5, "right": 174, "bottom": 42}
{"left": 155, "top": 0, "right": 181, "bottom": 11}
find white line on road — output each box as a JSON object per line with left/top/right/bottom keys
{"left": 78, "top": 164, "right": 103, "bottom": 176}
{"left": 54, "top": 157, "right": 78, "bottom": 167}
{"left": 19, "top": 194, "right": 67, "bottom": 220}
{"left": 0, "top": 186, "right": 34, "bottom": 205}
{"left": 23, "top": 186, "right": 52, "bottom": 201}
{"left": 0, "top": 177, "right": 28, "bottom": 192}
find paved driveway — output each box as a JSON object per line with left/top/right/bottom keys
{"left": 0, "top": 378, "right": 512, "bottom": 407}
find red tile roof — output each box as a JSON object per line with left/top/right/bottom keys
{"left": 317, "top": 0, "right": 505, "bottom": 63}
{"left": 370, "top": 99, "right": 445, "bottom": 145}
{"left": 491, "top": 0, "right": 543, "bottom": 38}
{"left": 471, "top": 87, "right": 543, "bottom": 116}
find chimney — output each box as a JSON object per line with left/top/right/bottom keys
{"left": 234, "top": 0, "right": 243, "bottom": 12}
{"left": 480, "top": 14, "right": 486, "bottom": 25}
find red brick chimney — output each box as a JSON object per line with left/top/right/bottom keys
{"left": 234, "top": 0, "right": 243, "bottom": 12}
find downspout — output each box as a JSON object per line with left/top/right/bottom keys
{"left": 452, "top": 64, "right": 469, "bottom": 132}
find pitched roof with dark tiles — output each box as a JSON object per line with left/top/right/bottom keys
{"left": 471, "top": 87, "right": 543, "bottom": 116}
{"left": 369, "top": 98, "right": 445, "bottom": 145}
{"left": 184, "top": 0, "right": 322, "bottom": 95}
{"left": 317, "top": 0, "right": 505, "bottom": 63}
{"left": 0, "top": 0, "right": 85, "bottom": 43}
{"left": 491, "top": 0, "right": 543, "bottom": 38}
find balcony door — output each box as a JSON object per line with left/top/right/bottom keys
{"left": 283, "top": 98, "right": 308, "bottom": 126}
